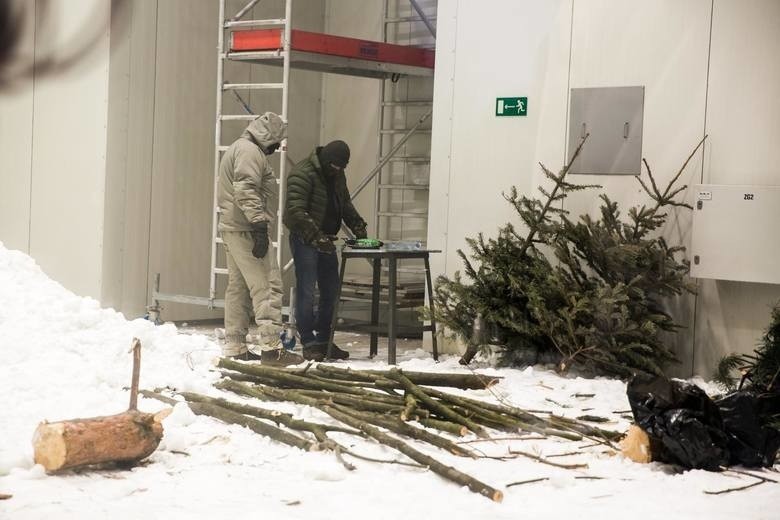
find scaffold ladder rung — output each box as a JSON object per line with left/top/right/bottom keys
{"left": 223, "top": 83, "right": 284, "bottom": 90}
{"left": 220, "top": 114, "right": 257, "bottom": 121}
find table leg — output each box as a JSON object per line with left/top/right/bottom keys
{"left": 424, "top": 255, "right": 439, "bottom": 361}
{"left": 388, "top": 256, "right": 397, "bottom": 365}
{"left": 370, "top": 258, "right": 380, "bottom": 358}
{"left": 327, "top": 255, "right": 348, "bottom": 360}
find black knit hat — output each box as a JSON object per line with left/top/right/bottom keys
{"left": 319, "top": 140, "right": 350, "bottom": 169}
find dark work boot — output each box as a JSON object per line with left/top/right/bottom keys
{"left": 302, "top": 342, "right": 326, "bottom": 362}
{"left": 326, "top": 342, "right": 350, "bottom": 360}
{"left": 261, "top": 348, "right": 304, "bottom": 367}
{"left": 229, "top": 350, "right": 263, "bottom": 362}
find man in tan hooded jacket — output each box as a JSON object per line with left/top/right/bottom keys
{"left": 217, "top": 112, "right": 299, "bottom": 362}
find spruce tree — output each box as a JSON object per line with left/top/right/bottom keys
{"left": 432, "top": 137, "right": 706, "bottom": 377}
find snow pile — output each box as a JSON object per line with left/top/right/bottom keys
{"left": 0, "top": 242, "right": 219, "bottom": 475}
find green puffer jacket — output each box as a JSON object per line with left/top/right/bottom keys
{"left": 217, "top": 112, "right": 287, "bottom": 231}
{"left": 284, "top": 148, "right": 367, "bottom": 243}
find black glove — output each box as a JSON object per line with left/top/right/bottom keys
{"left": 314, "top": 235, "right": 336, "bottom": 254}
{"left": 353, "top": 225, "right": 368, "bottom": 240}
{"left": 251, "top": 222, "right": 269, "bottom": 259}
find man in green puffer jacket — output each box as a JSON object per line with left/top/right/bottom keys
{"left": 284, "top": 140, "right": 367, "bottom": 361}
{"left": 217, "top": 112, "right": 300, "bottom": 364}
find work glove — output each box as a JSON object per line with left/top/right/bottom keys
{"left": 353, "top": 225, "right": 368, "bottom": 240}
{"left": 314, "top": 235, "right": 336, "bottom": 254}
{"left": 251, "top": 222, "right": 269, "bottom": 259}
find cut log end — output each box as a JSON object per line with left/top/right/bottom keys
{"left": 620, "top": 424, "right": 653, "bottom": 464}
{"left": 32, "top": 422, "right": 67, "bottom": 472}
{"left": 492, "top": 490, "right": 504, "bottom": 503}
{"left": 33, "top": 411, "right": 164, "bottom": 473}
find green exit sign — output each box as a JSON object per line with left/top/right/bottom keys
{"left": 496, "top": 97, "right": 527, "bottom": 116}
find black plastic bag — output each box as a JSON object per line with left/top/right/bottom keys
{"left": 627, "top": 374, "right": 730, "bottom": 470}
{"left": 716, "top": 391, "right": 780, "bottom": 467}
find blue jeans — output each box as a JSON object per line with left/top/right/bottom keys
{"left": 290, "top": 233, "right": 339, "bottom": 345}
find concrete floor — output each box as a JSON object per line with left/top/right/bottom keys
{"left": 176, "top": 320, "right": 426, "bottom": 364}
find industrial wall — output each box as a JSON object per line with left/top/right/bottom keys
{"left": 103, "top": 0, "right": 326, "bottom": 321}
{"left": 0, "top": 1, "right": 325, "bottom": 321}
{"left": 429, "top": 0, "right": 780, "bottom": 376}
{"left": 0, "top": 0, "right": 111, "bottom": 299}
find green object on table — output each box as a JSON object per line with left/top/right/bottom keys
{"left": 347, "top": 238, "right": 383, "bottom": 249}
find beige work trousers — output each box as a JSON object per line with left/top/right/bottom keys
{"left": 221, "top": 230, "right": 283, "bottom": 355}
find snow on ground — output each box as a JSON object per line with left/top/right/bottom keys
{"left": 0, "top": 241, "right": 778, "bottom": 520}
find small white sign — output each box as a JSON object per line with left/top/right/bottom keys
{"left": 697, "top": 190, "right": 712, "bottom": 201}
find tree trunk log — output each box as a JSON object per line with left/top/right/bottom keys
{"left": 313, "top": 364, "right": 501, "bottom": 390}
{"left": 418, "top": 418, "right": 469, "bottom": 437}
{"left": 458, "top": 344, "right": 480, "bottom": 366}
{"left": 33, "top": 410, "right": 163, "bottom": 472}
{"left": 387, "top": 369, "right": 488, "bottom": 438}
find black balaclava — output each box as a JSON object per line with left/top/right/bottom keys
{"left": 264, "top": 142, "right": 280, "bottom": 155}
{"left": 318, "top": 140, "right": 350, "bottom": 175}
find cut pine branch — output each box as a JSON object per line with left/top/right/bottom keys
{"left": 179, "top": 389, "right": 361, "bottom": 438}
{"left": 142, "top": 389, "right": 319, "bottom": 451}
{"left": 326, "top": 404, "right": 503, "bottom": 502}
{"left": 387, "top": 368, "right": 488, "bottom": 438}
{"left": 253, "top": 385, "right": 502, "bottom": 502}
{"left": 222, "top": 381, "right": 474, "bottom": 457}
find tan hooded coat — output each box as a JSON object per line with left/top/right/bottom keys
{"left": 217, "top": 112, "right": 287, "bottom": 231}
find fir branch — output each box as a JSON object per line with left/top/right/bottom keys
{"left": 519, "top": 134, "right": 590, "bottom": 258}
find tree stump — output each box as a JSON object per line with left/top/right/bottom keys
{"left": 32, "top": 338, "right": 167, "bottom": 473}
{"left": 33, "top": 410, "right": 164, "bottom": 472}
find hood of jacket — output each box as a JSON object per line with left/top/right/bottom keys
{"left": 242, "top": 112, "right": 287, "bottom": 151}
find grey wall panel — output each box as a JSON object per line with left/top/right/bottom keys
{"left": 0, "top": 3, "right": 35, "bottom": 253}
{"left": 103, "top": 0, "right": 159, "bottom": 318}
{"left": 103, "top": 0, "right": 133, "bottom": 312}
{"left": 147, "top": 0, "right": 221, "bottom": 321}
{"left": 121, "top": 0, "right": 159, "bottom": 318}
{"left": 29, "top": 0, "right": 111, "bottom": 299}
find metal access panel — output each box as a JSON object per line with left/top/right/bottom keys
{"left": 568, "top": 86, "right": 644, "bottom": 175}
{"left": 690, "top": 184, "right": 780, "bottom": 284}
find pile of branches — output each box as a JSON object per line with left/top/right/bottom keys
{"left": 145, "top": 359, "right": 622, "bottom": 502}
{"left": 431, "top": 136, "right": 705, "bottom": 377}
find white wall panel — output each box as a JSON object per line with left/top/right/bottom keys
{"left": 428, "top": 0, "right": 572, "bottom": 353}
{"left": 428, "top": 0, "right": 779, "bottom": 376}
{"left": 29, "top": 0, "right": 111, "bottom": 299}
{"left": 431, "top": 0, "right": 572, "bottom": 278}
{"left": 693, "top": 0, "right": 780, "bottom": 376}
{"left": 564, "top": 0, "right": 711, "bottom": 376}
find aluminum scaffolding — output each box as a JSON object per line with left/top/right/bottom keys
{"left": 150, "top": 0, "right": 436, "bottom": 320}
